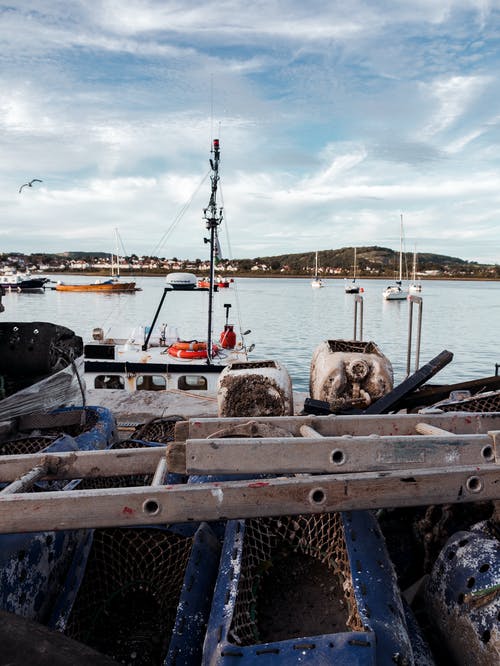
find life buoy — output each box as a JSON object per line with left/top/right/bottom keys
{"left": 167, "top": 341, "right": 219, "bottom": 359}
{"left": 170, "top": 340, "right": 208, "bottom": 352}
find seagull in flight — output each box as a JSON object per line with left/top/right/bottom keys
{"left": 19, "top": 179, "right": 43, "bottom": 193}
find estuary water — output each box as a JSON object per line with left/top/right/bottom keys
{"left": 2, "top": 275, "right": 499, "bottom": 393}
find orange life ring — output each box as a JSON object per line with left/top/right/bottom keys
{"left": 170, "top": 340, "right": 207, "bottom": 352}
{"left": 167, "top": 341, "right": 219, "bottom": 359}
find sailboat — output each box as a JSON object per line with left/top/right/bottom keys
{"left": 55, "top": 229, "right": 138, "bottom": 292}
{"left": 344, "top": 247, "right": 360, "bottom": 294}
{"left": 409, "top": 245, "right": 422, "bottom": 294}
{"left": 383, "top": 214, "right": 408, "bottom": 301}
{"left": 311, "top": 251, "right": 325, "bottom": 288}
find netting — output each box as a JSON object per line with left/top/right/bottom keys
{"left": 63, "top": 527, "right": 194, "bottom": 666}
{"left": 228, "top": 512, "right": 364, "bottom": 646}
{"left": 0, "top": 410, "right": 99, "bottom": 456}
{"left": 128, "top": 416, "right": 184, "bottom": 444}
{"left": 436, "top": 390, "right": 500, "bottom": 413}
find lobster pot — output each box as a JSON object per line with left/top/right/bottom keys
{"left": 217, "top": 360, "right": 293, "bottom": 417}
{"left": 0, "top": 407, "right": 116, "bottom": 623}
{"left": 425, "top": 523, "right": 500, "bottom": 665}
{"left": 310, "top": 340, "right": 393, "bottom": 411}
{"left": 202, "top": 511, "right": 417, "bottom": 665}
{"left": 51, "top": 523, "right": 221, "bottom": 666}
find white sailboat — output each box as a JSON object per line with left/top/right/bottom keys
{"left": 311, "top": 251, "right": 325, "bottom": 288}
{"left": 344, "top": 247, "right": 360, "bottom": 294}
{"left": 409, "top": 244, "right": 422, "bottom": 294}
{"left": 383, "top": 214, "right": 408, "bottom": 301}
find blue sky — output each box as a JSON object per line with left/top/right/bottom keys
{"left": 1, "top": 1, "right": 500, "bottom": 263}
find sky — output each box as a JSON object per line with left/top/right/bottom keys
{"left": 1, "top": 1, "right": 500, "bottom": 264}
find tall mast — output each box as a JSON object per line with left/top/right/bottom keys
{"left": 398, "top": 213, "right": 403, "bottom": 284}
{"left": 203, "top": 138, "right": 223, "bottom": 364}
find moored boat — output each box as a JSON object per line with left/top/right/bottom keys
{"left": 0, "top": 271, "right": 48, "bottom": 292}
{"left": 54, "top": 278, "right": 138, "bottom": 292}
{"left": 344, "top": 247, "right": 361, "bottom": 294}
{"left": 83, "top": 139, "right": 253, "bottom": 405}
{"left": 383, "top": 214, "right": 408, "bottom": 301}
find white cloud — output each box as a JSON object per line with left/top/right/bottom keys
{"left": 0, "top": 2, "right": 499, "bottom": 263}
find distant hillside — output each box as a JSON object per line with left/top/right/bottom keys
{"left": 251, "top": 246, "right": 477, "bottom": 274}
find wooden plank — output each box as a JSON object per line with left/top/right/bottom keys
{"left": 0, "top": 446, "right": 166, "bottom": 482}
{"left": 415, "top": 423, "right": 455, "bottom": 436}
{"left": 174, "top": 433, "right": 495, "bottom": 475}
{"left": 179, "top": 412, "right": 500, "bottom": 439}
{"left": 363, "top": 350, "right": 454, "bottom": 414}
{"left": 0, "top": 464, "right": 496, "bottom": 533}
{"left": 299, "top": 424, "right": 323, "bottom": 438}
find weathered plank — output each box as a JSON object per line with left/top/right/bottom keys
{"left": 177, "top": 412, "right": 500, "bottom": 440}
{"left": 168, "top": 433, "right": 496, "bottom": 475}
{"left": 0, "top": 465, "right": 496, "bottom": 533}
{"left": 0, "top": 446, "right": 166, "bottom": 482}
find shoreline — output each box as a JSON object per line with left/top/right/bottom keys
{"left": 42, "top": 271, "right": 500, "bottom": 282}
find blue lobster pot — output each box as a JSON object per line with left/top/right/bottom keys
{"left": 202, "top": 510, "right": 419, "bottom": 665}
{"left": 50, "top": 522, "right": 221, "bottom": 665}
{"left": 0, "top": 405, "right": 117, "bottom": 622}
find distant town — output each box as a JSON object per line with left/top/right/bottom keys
{"left": 1, "top": 247, "right": 499, "bottom": 279}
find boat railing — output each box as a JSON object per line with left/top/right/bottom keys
{"left": 406, "top": 294, "right": 423, "bottom": 376}
{"left": 353, "top": 294, "right": 363, "bottom": 341}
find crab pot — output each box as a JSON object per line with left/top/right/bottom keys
{"left": 0, "top": 406, "right": 116, "bottom": 623}
{"left": 310, "top": 340, "right": 393, "bottom": 411}
{"left": 202, "top": 511, "right": 417, "bottom": 665}
{"left": 217, "top": 360, "right": 293, "bottom": 417}
{"left": 425, "top": 523, "right": 500, "bottom": 665}
{"left": 51, "top": 522, "right": 221, "bottom": 666}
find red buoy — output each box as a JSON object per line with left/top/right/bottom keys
{"left": 220, "top": 324, "right": 236, "bottom": 349}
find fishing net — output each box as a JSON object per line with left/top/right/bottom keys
{"left": 63, "top": 527, "right": 194, "bottom": 666}
{"left": 227, "top": 512, "right": 364, "bottom": 646}
{"left": 0, "top": 409, "right": 98, "bottom": 456}
{"left": 435, "top": 390, "right": 500, "bottom": 413}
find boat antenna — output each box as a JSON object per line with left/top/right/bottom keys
{"left": 203, "top": 138, "right": 223, "bottom": 363}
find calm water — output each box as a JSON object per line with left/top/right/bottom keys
{"left": 2, "top": 276, "right": 499, "bottom": 393}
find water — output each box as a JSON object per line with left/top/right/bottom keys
{"left": 3, "top": 276, "right": 499, "bottom": 393}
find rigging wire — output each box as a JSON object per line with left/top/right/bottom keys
{"left": 149, "top": 169, "right": 211, "bottom": 258}
{"left": 218, "top": 181, "right": 247, "bottom": 342}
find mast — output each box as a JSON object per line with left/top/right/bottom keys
{"left": 353, "top": 247, "right": 357, "bottom": 282}
{"left": 398, "top": 214, "right": 403, "bottom": 285}
{"left": 113, "top": 227, "right": 120, "bottom": 278}
{"left": 203, "top": 138, "right": 223, "bottom": 364}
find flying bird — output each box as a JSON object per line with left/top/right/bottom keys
{"left": 19, "top": 179, "right": 43, "bottom": 193}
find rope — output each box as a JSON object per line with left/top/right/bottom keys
{"left": 150, "top": 169, "right": 211, "bottom": 258}
{"left": 218, "top": 181, "right": 247, "bottom": 349}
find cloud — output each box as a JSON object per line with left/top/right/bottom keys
{"left": 0, "top": 1, "right": 499, "bottom": 264}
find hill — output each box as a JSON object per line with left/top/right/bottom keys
{"left": 250, "top": 246, "right": 481, "bottom": 275}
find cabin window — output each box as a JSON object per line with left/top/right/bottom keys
{"left": 136, "top": 375, "right": 167, "bottom": 391}
{"left": 94, "top": 375, "right": 125, "bottom": 389}
{"left": 178, "top": 375, "right": 208, "bottom": 391}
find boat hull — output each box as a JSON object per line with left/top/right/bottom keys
{"left": 55, "top": 282, "right": 136, "bottom": 292}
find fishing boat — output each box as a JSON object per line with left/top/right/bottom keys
{"left": 311, "top": 251, "right": 324, "bottom": 288}
{"left": 0, "top": 271, "right": 48, "bottom": 292}
{"left": 55, "top": 230, "right": 138, "bottom": 293}
{"left": 383, "top": 214, "right": 408, "bottom": 301}
{"left": 84, "top": 139, "right": 252, "bottom": 400}
{"left": 409, "top": 245, "right": 422, "bottom": 294}
{"left": 197, "top": 276, "right": 232, "bottom": 289}
{"left": 344, "top": 247, "right": 360, "bottom": 294}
